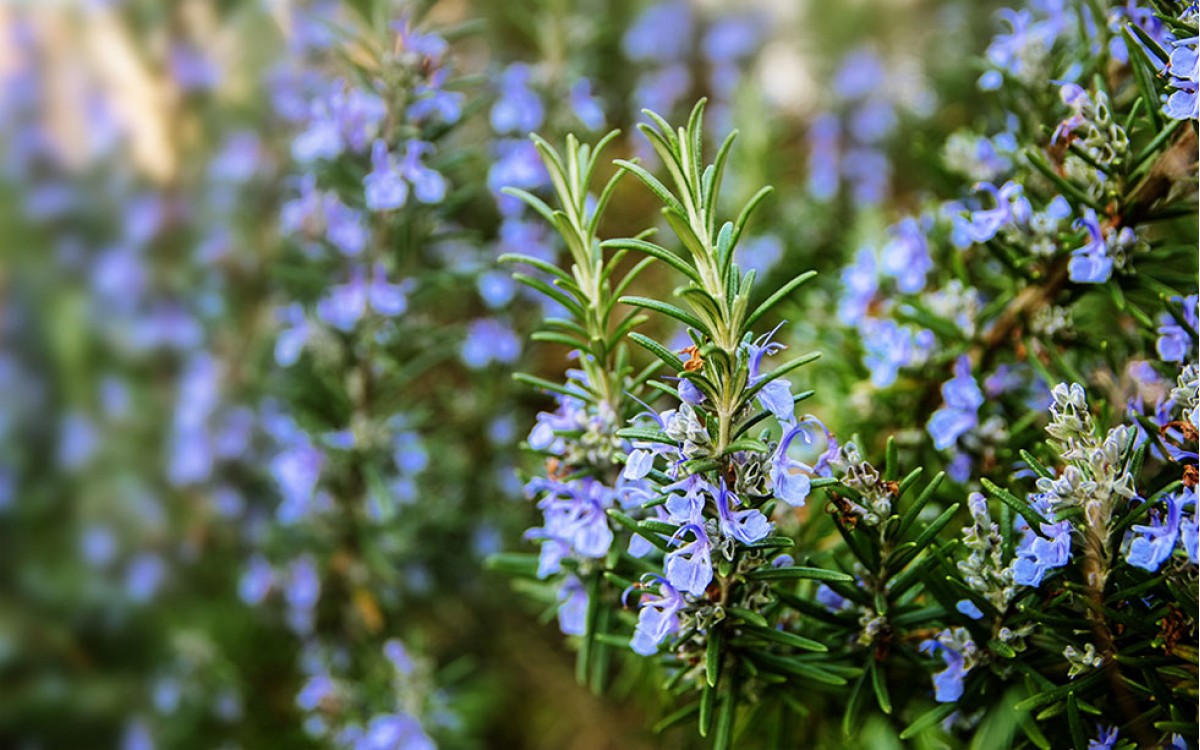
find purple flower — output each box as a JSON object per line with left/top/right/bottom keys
{"left": 364, "top": 140, "right": 408, "bottom": 211}
{"left": 920, "top": 632, "right": 972, "bottom": 702}
{"left": 408, "top": 69, "right": 463, "bottom": 124}
{"left": 276, "top": 303, "right": 311, "bottom": 367}
{"left": 861, "top": 319, "right": 934, "bottom": 388}
{"left": 771, "top": 417, "right": 837, "bottom": 507}
{"left": 665, "top": 523, "right": 713, "bottom": 597}
{"left": 960, "top": 181, "right": 1030, "bottom": 243}
{"left": 631, "top": 64, "right": 692, "bottom": 117}
{"left": 715, "top": 481, "right": 772, "bottom": 543}
{"left": 1126, "top": 487, "right": 1194, "bottom": 572}
{"left": 1088, "top": 725, "right": 1119, "bottom": 750}
{"left": 1156, "top": 294, "right": 1198, "bottom": 362}
{"left": 490, "top": 64, "right": 544, "bottom": 134}
{"left": 489, "top": 140, "right": 549, "bottom": 215}
{"left": 623, "top": 1, "right": 692, "bottom": 62}
{"left": 399, "top": 141, "right": 447, "bottom": 204}
{"left": 927, "top": 356, "right": 983, "bottom": 450}
{"left": 556, "top": 574, "right": 589, "bottom": 636}
{"left": 125, "top": 553, "right": 167, "bottom": 603}
{"left": 356, "top": 713, "right": 435, "bottom": 750}
{"left": 239, "top": 554, "right": 274, "bottom": 605}
{"left": 1068, "top": 209, "right": 1114, "bottom": 284}
{"left": 956, "top": 599, "right": 984, "bottom": 620}
{"left": 324, "top": 195, "right": 367, "bottom": 256}
{"left": 1012, "top": 500, "right": 1072, "bottom": 586}
{"left": 1165, "top": 37, "right": 1199, "bottom": 121}
{"left": 746, "top": 323, "right": 795, "bottom": 425}
{"left": 461, "top": 319, "right": 520, "bottom": 368}
{"left": 880, "top": 216, "right": 931, "bottom": 294}
{"left": 807, "top": 114, "right": 841, "bottom": 201}
{"left": 569, "top": 78, "right": 604, "bottom": 130}
{"left": 629, "top": 576, "right": 687, "bottom": 655}
{"left": 702, "top": 16, "right": 760, "bottom": 64}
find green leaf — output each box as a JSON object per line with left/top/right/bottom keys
{"left": 871, "top": 660, "right": 892, "bottom": 715}
{"left": 484, "top": 552, "right": 541, "bottom": 577}
{"left": 727, "top": 606, "right": 769, "bottom": 628}
{"left": 601, "top": 237, "right": 703, "bottom": 285}
{"left": 513, "top": 272, "right": 586, "bottom": 318}
{"left": 1013, "top": 671, "right": 1105, "bottom": 712}
{"left": 499, "top": 187, "right": 556, "bottom": 225}
{"left": 699, "top": 680, "right": 716, "bottom": 737}
{"left": 893, "top": 504, "right": 960, "bottom": 570}
{"left": 745, "top": 271, "right": 818, "bottom": 330}
{"left": 621, "top": 296, "right": 707, "bottom": 332}
{"left": 740, "top": 625, "right": 828, "bottom": 653}
{"left": 531, "top": 330, "right": 586, "bottom": 349}
{"left": 614, "top": 158, "right": 686, "bottom": 217}
{"left": 899, "top": 703, "right": 955, "bottom": 740}
{"left": 884, "top": 436, "right": 898, "bottom": 482}
{"left": 730, "top": 185, "right": 774, "bottom": 248}
{"left": 896, "top": 471, "right": 945, "bottom": 541}
{"left": 982, "top": 477, "right": 1048, "bottom": 528}
{"left": 513, "top": 372, "right": 592, "bottom": 401}
{"left": 746, "top": 566, "right": 853, "bottom": 583}
{"left": 706, "top": 627, "right": 722, "bottom": 687}
{"left": 721, "top": 437, "right": 770, "bottom": 456}
{"left": 1019, "top": 449, "right": 1054, "bottom": 480}
{"left": 627, "top": 332, "right": 686, "bottom": 372}
{"left": 653, "top": 702, "right": 700, "bottom": 733}
{"left": 607, "top": 509, "right": 672, "bottom": 552}
{"left": 498, "top": 252, "right": 572, "bottom": 284}
{"left": 843, "top": 666, "right": 870, "bottom": 737}
{"left": 712, "top": 678, "right": 739, "bottom": 750}
{"left": 1066, "top": 693, "right": 1087, "bottom": 750}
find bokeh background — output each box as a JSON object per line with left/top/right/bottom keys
{"left": 0, "top": 0, "right": 1152, "bottom": 748}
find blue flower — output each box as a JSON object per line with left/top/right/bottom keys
{"left": 239, "top": 554, "right": 274, "bottom": 605}
{"left": 702, "top": 16, "right": 761, "bottom": 64}
{"left": 461, "top": 319, "right": 521, "bottom": 368}
{"left": 490, "top": 63, "right": 544, "bottom": 134}
{"left": 399, "top": 141, "right": 446, "bottom": 204}
{"left": 837, "top": 247, "right": 878, "bottom": 326}
{"left": 569, "top": 78, "right": 605, "bottom": 130}
{"left": 771, "top": 417, "right": 837, "bottom": 507}
{"left": 919, "top": 629, "right": 974, "bottom": 703}
{"left": 715, "top": 480, "right": 772, "bottom": 543}
{"left": 364, "top": 140, "right": 408, "bottom": 211}
{"left": 927, "top": 356, "right": 984, "bottom": 450}
{"left": 1126, "top": 487, "right": 1193, "bottom": 572}
{"left": 960, "top": 181, "right": 1030, "bottom": 244}
{"left": 1165, "top": 37, "right": 1198, "bottom": 121}
{"left": 324, "top": 195, "right": 368, "bottom": 256}
{"left": 1087, "top": 724, "right": 1119, "bottom": 750}
{"left": 1156, "top": 294, "right": 1198, "bottom": 362}
{"left": 1012, "top": 500, "right": 1072, "bottom": 586}
{"left": 556, "top": 575, "right": 589, "bottom": 636}
{"left": 628, "top": 576, "right": 687, "bottom": 656}
{"left": 861, "top": 319, "right": 934, "bottom": 388}
{"left": 275, "top": 303, "right": 311, "bottom": 367}
{"left": 1068, "top": 209, "right": 1114, "bottom": 284}
{"left": 806, "top": 114, "right": 841, "bottom": 201}
{"left": 745, "top": 323, "right": 795, "bottom": 425}
{"left": 356, "top": 712, "right": 435, "bottom": 750}
{"left": 408, "top": 69, "right": 463, "bottom": 124}
{"left": 879, "top": 216, "right": 932, "bottom": 293}
{"left": 489, "top": 140, "right": 549, "bottom": 215}
{"left": 665, "top": 523, "right": 713, "bottom": 597}
{"left": 623, "top": 1, "right": 692, "bottom": 63}
{"left": 956, "top": 599, "right": 984, "bottom": 620}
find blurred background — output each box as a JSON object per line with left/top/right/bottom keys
{"left": 0, "top": 0, "right": 1018, "bottom": 747}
